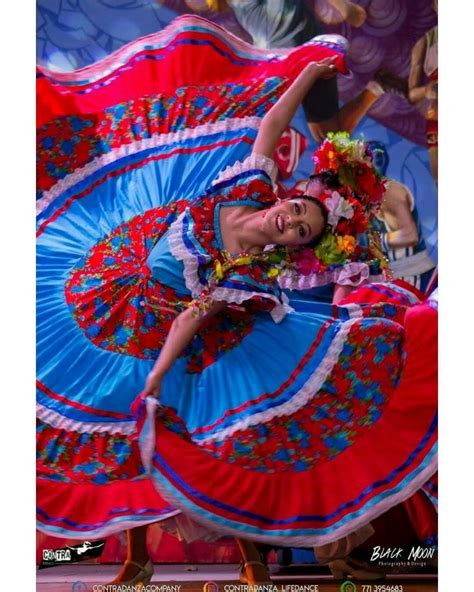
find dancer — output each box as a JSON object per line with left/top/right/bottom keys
{"left": 37, "top": 15, "right": 437, "bottom": 586}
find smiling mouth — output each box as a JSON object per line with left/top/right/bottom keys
{"left": 276, "top": 214, "right": 284, "bottom": 234}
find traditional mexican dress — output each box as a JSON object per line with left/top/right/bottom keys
{"left": 37, "top": 15, "right": 437, "bottom": 546}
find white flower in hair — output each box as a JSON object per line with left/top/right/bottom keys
{"left": 325, "top": 191, "right": 354, "bottom": 228}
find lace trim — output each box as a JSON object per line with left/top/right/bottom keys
{"left": 36, "top": 403, "right": 136, "bottom": 435}
{"left": 278, "top": 262, "right": 370, "bottom": 290}
{"left": 427, "top": 287, "right": 438, "bottom": 309}
{"left": 37, "top": 116, "right": 263, "bottom": 216}
{"left": 168, "top": 211, "right": 204, "bottom": 297}
{"left": 168, "top": 212, "right": 292, "bottom": 323}
{"left": 212, "top": 287, "right": 293, "bottom": 323}
{"left": 212, "top": 153, "right": 278, "bottom": 189}
{"left": 197, "top": 317, "right": 359, "bottom": 444}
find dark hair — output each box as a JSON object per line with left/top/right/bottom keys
{"left": 307, "top": 170, "right": 340, "bottom": 190}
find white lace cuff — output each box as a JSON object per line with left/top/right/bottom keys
{"left": 212, "top": 153, "right": 278, "bottom": 189}
{"left": 278, "top": 262, "right": 370, "bottom": 291}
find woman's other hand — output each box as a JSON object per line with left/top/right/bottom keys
{"left": 144, "top": 370, "right": 162, "bottom": 398}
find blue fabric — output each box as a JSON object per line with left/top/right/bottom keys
{"left": 147, "top": 233, "right": 189, "bottom": 297}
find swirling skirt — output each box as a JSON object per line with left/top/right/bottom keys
{"left": 37, "top": 15, "right": 436, "bottom": 545}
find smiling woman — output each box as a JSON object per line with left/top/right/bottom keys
{"left": 266, "top": 197, "right": 327, "bottom": 245}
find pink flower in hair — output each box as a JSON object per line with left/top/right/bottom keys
{"left": 292, "top": 248, "right": 322, "bottom": 276}
{"left": 324, "top": 191, "right": 354, "bottom": 228}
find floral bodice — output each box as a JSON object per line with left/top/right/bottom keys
{"left": 167, "top": 154, "right": 293, "bottom": 322}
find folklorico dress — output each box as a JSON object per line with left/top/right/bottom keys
{"left": 36, "top": 15, "right": 437, "bottom": 546}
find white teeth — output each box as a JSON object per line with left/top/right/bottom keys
{"left": 276, "top": 214, "right": 284, "bottom": 233}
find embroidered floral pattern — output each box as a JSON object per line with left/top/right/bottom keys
{"left": 64, "top": 201, "right": 258, "bottom": 373}
{"left": 36, "top": 419, "right": 145, "bottom": 483}
{"left": 65, "top": 204, "right": 189, "bottom": 359}
{"left": 37, "top": 77, "right": 286, "bottom": 196}
{"left": 197, "top": 319, "right": 404, "bottom": 472}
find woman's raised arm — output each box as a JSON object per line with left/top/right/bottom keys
{"left": 252, "top": 57, "right": 338, "bottom": 159}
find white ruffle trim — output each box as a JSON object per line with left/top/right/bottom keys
{"left": 197, "top": 317, "right": 359, "bottom": 444}
{"left": 157, "top": 513, "right": 224, "bottom": 544}
{"left": 279, "top": 262, "right": 370, "bottom": 291}
{"left": 37, "top": 116, "right": 263, "bottom": 216}
{"left": 339, "top": 303, "right": 364, "bottom": 318}
{"left": 168, "top": 211, "right": 292, "bottom": 323}
{"left": 212, "top": 287, "right": 293, "bottom": 323}
{"left": 168, "top": 211, "right": 203, "bottom": 296}
{"left": 36, "top": 403, "right": 136, "bottom": 435}
{"left": 212, "top": 153, "right": 278, "bottom": 189}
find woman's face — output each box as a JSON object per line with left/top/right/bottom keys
{"left": 263, "top": 198, "right": 326, "bottom": 247}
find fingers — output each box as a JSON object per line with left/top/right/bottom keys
{"left": 142, "top": 379, "right": 160, "bottom": 398}
{"left": 319, "top": 55, "right": 338, "bottom": 67}
{"left": 142, "top": 389, "right": 159, "bottom": 399}
{"left": 308, "top": 55, "right": 339, "bottom": 78}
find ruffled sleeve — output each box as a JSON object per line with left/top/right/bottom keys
{"left": 211, "top": 153, "right": 279, "bottom": 192}
{"left": 278, "top": 262, "right": 371, "bottom": 291}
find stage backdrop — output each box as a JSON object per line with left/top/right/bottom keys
{"left": 36, "top": 0, "right": 437, "bottom": 564}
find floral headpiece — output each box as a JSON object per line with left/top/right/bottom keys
{"left": 274, "top": 132, "right": 390, "bottom": 289}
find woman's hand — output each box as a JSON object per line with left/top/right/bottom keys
{"left": 144, "top": 370, "right": 163, "bottom": 398}
{"left": 306, "top": 56, "right": 339, "bottom": 80}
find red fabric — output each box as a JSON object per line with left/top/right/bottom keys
{"left": 37, "top": 477, "right": 171, "bottom": 537}
{"left": 37, "top": 17, "right": 347, "bottom": 127}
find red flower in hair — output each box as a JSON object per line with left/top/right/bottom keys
{"left": 354, "top": 164, "right": 385, "bottom": 204}
{"left": 312, "top": 140, "right": 339, "bottom": 172}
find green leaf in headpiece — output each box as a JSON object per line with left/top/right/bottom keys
{"left": 314, "top": 233, "right": 347, "bottom": 265}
